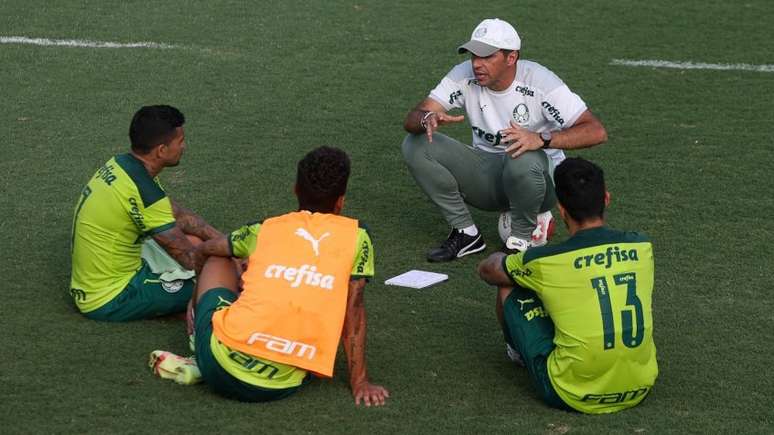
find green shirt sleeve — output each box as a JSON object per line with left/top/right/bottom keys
{"left": 503, "top": 252, "right": 542, "bottom": 294}
{"left": 229, "top": 223, "right": 262, "bottom": 258}
{"left": 142, "top": 196, "right": 175, "bottom": 235}
{"left": 351, "top": 227, "right": 375, "bottom": 279}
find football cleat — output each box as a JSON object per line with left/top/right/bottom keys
{"left": 149, "top": 350, "right": 202, "bottom": 385}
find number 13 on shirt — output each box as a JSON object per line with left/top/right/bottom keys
{"left": 591, "top": 272, "right": 644, "bottom": 350}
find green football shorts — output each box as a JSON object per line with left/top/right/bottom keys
{"left": 84, "top": 260, "right": 194, "bottom": 322}
{"left": 502, "top": 285, "right": 573, "bottom": 411}
{"left": 194, "top": 288, "right": 304, "bottom": 402}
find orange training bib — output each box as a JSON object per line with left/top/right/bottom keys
{"left": 212, "top": 211, "right": 358, "bottom": 377}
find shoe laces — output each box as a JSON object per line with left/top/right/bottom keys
{"left": 441, "top": 229, "right": 469, "bottom": 251}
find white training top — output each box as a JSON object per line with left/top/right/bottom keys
{"left": 429, "top": 59, "right": 587, "bottom": 166}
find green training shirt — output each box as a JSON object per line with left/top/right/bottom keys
{"left": 504, "top": 226, "right": 658, "bottom": 414}
{"left": 70, "top": 154, "right": 176, "bottom": 313}
{"left": 208, "top": 218, "right": 375, "bottom": 389}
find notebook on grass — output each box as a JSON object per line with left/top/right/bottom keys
{"left": 384, "top": 270, "right": 448, "bottom": 289}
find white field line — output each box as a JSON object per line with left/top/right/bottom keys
{"left": 0, "top": 36, "right": 177, "bottom": 49}
{"left": 611, "top": 58, "right": 774, "bottom": 73}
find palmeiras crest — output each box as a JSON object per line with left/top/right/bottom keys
{"left": 512, "top": 103, "right": 530, "bottom": 124}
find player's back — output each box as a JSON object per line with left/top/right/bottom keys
{"left": 524, "top": 226, "right": 658, "bottom": 413}
{"left": 70, "top": 154, "right": 173, "bottom": 312}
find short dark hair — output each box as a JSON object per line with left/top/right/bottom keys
{"left": 129, "top": 105, "right": 185, "bottom": 154}
{"left": 296, "top": 146, "right": 351, "bottom": 213}
{"left": 554, "top": 157, "right": 606, "bottom": 222}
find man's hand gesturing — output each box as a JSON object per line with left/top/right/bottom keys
{"left": 422, "top": 111, "right": 465, "bottom": 143}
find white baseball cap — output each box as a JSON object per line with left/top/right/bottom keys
{"left": 458, "top": 18, "right": 521, "bottom": 56}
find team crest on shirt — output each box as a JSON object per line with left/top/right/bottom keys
{"left": 512, "top": 104, "right": 530, "bottom": 124}
{"left": 162, "top": 279, "right": 185, "bottom": 293}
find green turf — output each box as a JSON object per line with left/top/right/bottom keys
{"left": 1, "top": 0, "right": 773, "bottom": 432}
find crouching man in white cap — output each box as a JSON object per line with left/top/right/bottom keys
{"left": 401, "top": 18, "right": 607, "bottom": 262}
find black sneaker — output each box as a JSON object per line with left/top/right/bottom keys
{"left": 427, "top": 229, "right": 486, "bottom": 262}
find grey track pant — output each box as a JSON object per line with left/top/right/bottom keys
{"left": 401, "top": 132, "right": 556, "bottom": 240}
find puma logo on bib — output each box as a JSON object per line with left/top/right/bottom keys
{"left": 295, "top": 228, "right": 330, "bottom": 256}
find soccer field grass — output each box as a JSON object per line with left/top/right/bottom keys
{"left": 2, "top": 0, "right": 773, "bottom": 432}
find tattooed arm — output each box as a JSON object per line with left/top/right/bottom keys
{"left": 153, "top": 227, "right": 203, "bottom": 272}
{"left": 341, "top": 278, "right": 389, "bottom": 407}
{"left": 171, "top": 200, "right": 222, "bottom": 241}
{"left": 196, "top": 235, "right": 232, "bottom": 258}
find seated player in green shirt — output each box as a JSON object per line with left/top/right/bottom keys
{"left": 152, "top": 147, "right": 389, "bottom": 406}
{"left": 478, "top": 157, "right": 658, "bottom": 414}
{"left": 70, "top": 105, "right": 222, "bottom": 322}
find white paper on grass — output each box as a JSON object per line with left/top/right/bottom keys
{"left": 384, "top": 270, "right": 448, "bottom": 289}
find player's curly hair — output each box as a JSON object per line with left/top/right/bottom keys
{"left": 129, "top": 105, "right": 185, "bottom": 154}
{"left": 296, "top": 146, "right": 351, "bottom": 213}
{"left": 554, "top": 157, "right": 606, "bottom": 222}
